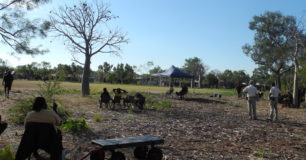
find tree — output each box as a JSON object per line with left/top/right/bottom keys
{"left": 243, "top": 11, "right": 295, "bottom": 89}
{"left": 149, "top": 66, "right": 164, "bottom": 74}
{"left": 112, "top": 63, "right": 135, "bottom": 84}
{"left": 232, "top": 70, "right": 250, "bottom": 87}
{"left": 0, "top": 0, "right": 50, "bottom": 55}
{"left": 251, "top": 66, "right": 272, "bottom": 86}
{"left": 97, "top": 62, "right": 113, "bottom": 82}
{"left": 286, "top": 18, "right": 306, "bottom": 107}
{"left": 205, "top": 71, "right": 219, "bottom": 88}
{"left": 182, "top": 57, "right": 207, "bottom": 88}
{"left": 218, "top": 69, "right": 234, "bottom": 89}
{"left": 50, "top": 1, "right": 128, "bottom": 96}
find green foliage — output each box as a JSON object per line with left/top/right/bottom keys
{"left": 8, "top": 98, "right": 33, "bottom": 123}
{"left": 57, "top": 88, "right": 80, "bottom": 94}
{"left": 93, "top": 114, "right": 102, "bottom": 122}
{"left": 0, "top": 0, "right": 50, "bottom": 55}
{"left": 37, "top": 79, "right": 61, "bottom": 101}
{"left": 8, "top": 97, "right": 70, "bottom": 123}
{"left": 145, "top": 97, "right": 172, "bottom": 110}
{"left": 61, "top": 117, "right": 89, "bottom": 132}
{"left": 0, "top": 145, "right": 15, "bottom": 160}
{"left": 253, "top": 147, "right": 276, "bottom": 159}
{"left": 90, "top": 89, "right": 102, "bottom": 95}
{"left": 301, "top": 102, "right": 306, "bottom": 108}
{"left": 8, "top": 79, "right": 70, "bottom": 124}
{"left": 154, "top": 100, "right": 172, "bottom": 110}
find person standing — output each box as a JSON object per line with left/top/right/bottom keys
{"left": 2, "top": 70, "right": 14, "bottom": 98}
{"left": 268, "top": 82, "right": 281, "bottom": 121}
{"left": 243, "top": 80, "right": 259, "bottom": 120}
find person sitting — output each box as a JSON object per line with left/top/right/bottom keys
{"left": 134, "top": 93, "right": 146, "bottom": 110}
{"left": 166, "top": 85, "right": 174, "bottom": 97}
{"left": 0, "top": 115, "right": 7, "bottom": 135}
{"left": 176, "top": 85, "right": 188, "bottom": 100}
{"left": 100, "top": 88, "right": 111, "bottom": 109}
{"left": 15, "top": 97, "right": 63, "bottom": 160}
{"left": 112, "top": 88, "right": 127, "bottom": 107}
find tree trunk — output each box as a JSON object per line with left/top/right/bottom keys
{"left": 292, "top": 60, "right": 299, "bottom": 108}
{"left": 82, "top": 56, "right": 91, "bottom": 97}
{"left": 275, "top": 74, "right": 281, "bottom": 90}
{"left": 198, "top": 75, "right": 201, "bottom": 88}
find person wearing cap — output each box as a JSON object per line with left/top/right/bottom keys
{"left": 268, "top": 82, "right": 281, "bottom": 121}
{"left": 242, "top": 80, "right": 259, "bottom": 120}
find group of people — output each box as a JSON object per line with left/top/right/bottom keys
{"left": 242, "top": 80, "right": 281, "bottom": 121}
{"left": 100, "top": 88, "right": 146, "bottom": 110}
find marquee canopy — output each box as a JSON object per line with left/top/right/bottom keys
{"left": 151, "top": 65, "right": 193, "bottom": 78}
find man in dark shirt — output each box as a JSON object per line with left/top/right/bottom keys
{"left": 2, "top": 70, "right": 14, "bottom": 98}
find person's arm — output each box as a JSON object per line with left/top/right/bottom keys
{"left": 53, "top": 111, "right": 62, "bottom": 126}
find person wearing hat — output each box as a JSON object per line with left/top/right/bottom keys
{"left": 268, "top": 82, "right": 281, "bottom": 121}
{"left": 243, "top": 80, "right": 259, "bottom": 120}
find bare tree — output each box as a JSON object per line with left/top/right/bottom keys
{"left": 50, "top": 1, "right": 128, "bottom": 96}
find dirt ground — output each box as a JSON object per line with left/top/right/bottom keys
{"left": 0, "top": 90, "right": 306, "bottom": 160}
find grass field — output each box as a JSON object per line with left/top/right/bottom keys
{"left": 4, "top": 79, "right": 237, "bottom": 96}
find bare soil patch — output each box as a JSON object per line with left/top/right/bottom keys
{"left": 0, "top": 90, "right": 305, "bottom": 160}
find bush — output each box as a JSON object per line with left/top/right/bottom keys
{"left": 36, "top": 79, "right": 61, "bottom": 101}
{"left": 8, "top": 98, "right": 33, "bottom": 124}
{"left": 154, "top": 100, "right": 172, "bottom": 110}
{"left": 61, "top": 117, "right": 89, "bottom": 132}
{"left": 300, "top": 102, "right": 306, "bottom": 108}
{"left": 0, "top": 145, "right": 15, "bottom": 160}
{"left": 145, "top": 96, "right": 172, "bottom": 110}
{"left": 93, "top": 114, "right": 102, "bottom": 122}
{"left": 8, "top": 97, "right": 70, "bottom": 124}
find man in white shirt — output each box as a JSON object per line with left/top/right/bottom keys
{"left": 243, "top": 80, "right": 259, "bottom": 120}
{"left": 268, "top": 82, "right": 281, "bottom": 121}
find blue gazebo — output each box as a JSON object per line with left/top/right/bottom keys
{"left": 151, "top": 65, "right": 193, "bottom": 87}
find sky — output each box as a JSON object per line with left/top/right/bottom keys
{"left": 1, "top": 0, "right": 305, "bottom": 75}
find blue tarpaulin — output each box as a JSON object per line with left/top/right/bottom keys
{"left": 151, "top": 65, "right": 193, "bottom": 78}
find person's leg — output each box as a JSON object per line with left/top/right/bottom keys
{"left": 249, "top": 99, "right": 256, "bottom": 119}
{"left": 4, "top": 86, "right": 8, "bottom": 98}
{"left": 247, "top": 100, "right": 252, "bottom": 119}
{"left": 253, "top": 100, "right": 257, "bottom": 119}
{"left": 269, "top": 100, "right": 274, "bottom": 120}
{"left": 275, "top": 98, "right": 278, "bottom": 120}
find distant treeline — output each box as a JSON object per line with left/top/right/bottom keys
{"left": 0, "top": 58, "right": 303, "bottom": 91}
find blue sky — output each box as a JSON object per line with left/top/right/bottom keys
{"left": 1, "top": 0, "right": 305, "bottom": 75}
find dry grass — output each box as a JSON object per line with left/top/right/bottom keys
{"left": 7, "top": 79, "right": 236, "bottom": 94}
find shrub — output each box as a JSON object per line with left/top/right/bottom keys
{"left": 8, "top": 98, "right": 33, "bottom": 123}
{"left": 154, "top": 100, "right": 172, "bottom": 110}
{"left": 301, "top": 102, "right": 306, "bottom": 108}
{"left": 8, "top": 97, "right": 70, "bottom": 124}
{"left": 36, "top": 79, "right": 61, "bottom": 101}
{"left": 61, "top": 117, "right": 89, "bottom": 132}
{"left": 93, "top": 114, "right": 102, "bottom": 122}
{"left": 0, "top": 145, "right": 15, "bottom": 160}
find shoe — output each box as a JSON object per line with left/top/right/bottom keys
{"left": 253, "top": 117, "right": 258, "bottom": 120}
{"left": 266, "top": 118, "right": 272, "bottom": 121}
